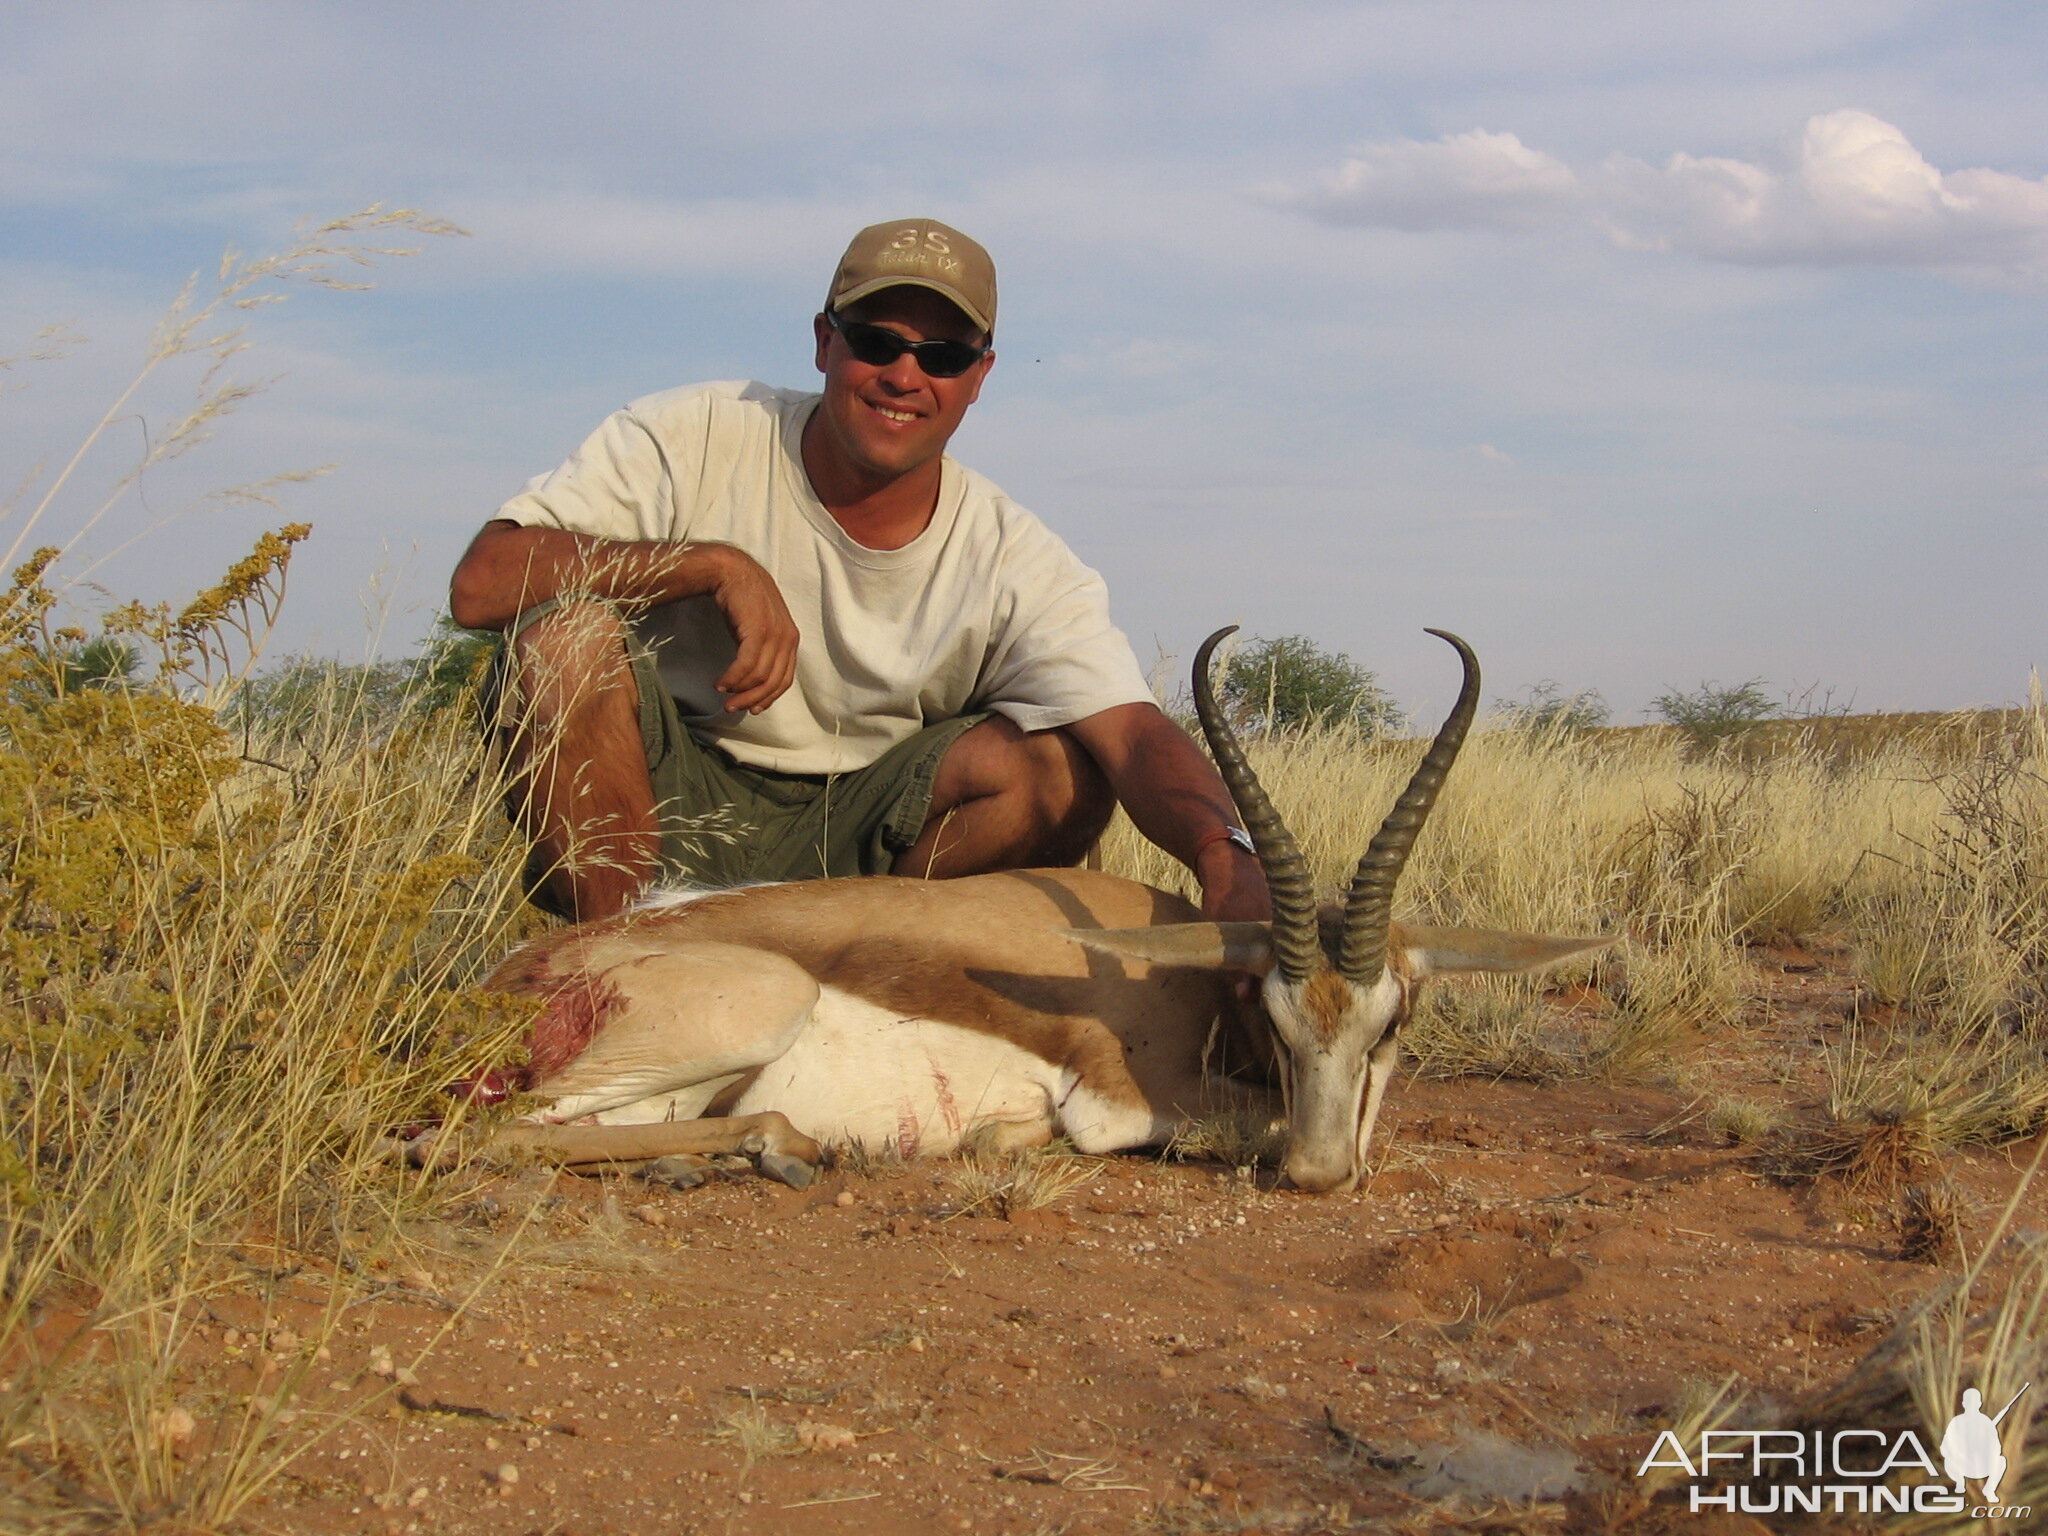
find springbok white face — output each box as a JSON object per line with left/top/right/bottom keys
{"left": 1074, "top": 627, "right": 1608, "bottom": 1194}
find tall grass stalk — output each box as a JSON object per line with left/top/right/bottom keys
{"left": 1899, "top": 1140, "right": 2048, "bottom": 1532}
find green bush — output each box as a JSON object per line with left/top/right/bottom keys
{"left": 227, "top": 620, "right": 497, "bottom": 736}
{"left": 1496, "top": 679, "right": 1611, "bottom": 733}
{"left": 1219, "top": 632, "right": 1402, "bottom": 738}
{"left": 1651, "top": 677, "right": 1781, "bottom": 752}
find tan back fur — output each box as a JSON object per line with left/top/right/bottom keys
{"left": 490, "top": 869, "right": 1245, "bottom": 1093}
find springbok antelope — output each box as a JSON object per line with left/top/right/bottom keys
{"left": 475, "top": 628, "right": 1607, "bottom": 1193}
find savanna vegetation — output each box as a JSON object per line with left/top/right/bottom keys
{"left": 2, "top": 220, "right": 2042, "bottom": 1529}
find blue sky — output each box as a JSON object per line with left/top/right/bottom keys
{"left": 5, "top": 1, "right": 2046, "bottom": 716}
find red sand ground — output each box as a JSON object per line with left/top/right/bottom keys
{"left": 67, "top": 954, "right": 2048, "bottom": 1534}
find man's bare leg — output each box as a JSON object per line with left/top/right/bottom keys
{"left": 893, "top": 717, "right": 1114, "bottom": 878}
{"left": 498, "top": 601, "right": 661, "bottom": 921}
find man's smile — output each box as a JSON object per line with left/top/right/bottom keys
{"left": 866, "top": 399, "right": 924, "bottom": 424}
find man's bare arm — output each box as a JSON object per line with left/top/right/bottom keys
{"left": 449, "top": 521, "right": 798, "bottom": 714}
{"left": 1064, "top": 702, "right": 1272, "bottom": 924}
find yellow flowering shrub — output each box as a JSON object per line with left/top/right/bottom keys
{"left": 0, "top": 531, "right": 533, "bottom": 1527}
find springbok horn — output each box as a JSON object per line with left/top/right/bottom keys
{"left": 1192, "top": 626, "right": 1321, "bottom": 983}
{"left": 1337, "top": 629, "right": 1480, "bottom": 985}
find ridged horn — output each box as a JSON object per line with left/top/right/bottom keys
{"left": 1192, "top": 626, "right": 1321, "bottom": 983}
{"left": 1337, "top": 629, "right": 1480, "bottom": 985}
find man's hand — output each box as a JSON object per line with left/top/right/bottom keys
{"left": 705, "top": 545, "right": 799, "bottom": 714}
{"left": 1065, "top": 702, "right": 1276, "bottom": 927}
{"left": 1195, "top": 840, "right": 1272, "bottom": 1007}
{"left": 1064, "top": 703, "right": 1275, "bottom": 1004}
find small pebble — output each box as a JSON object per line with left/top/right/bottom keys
{"left": 796, "top": 1421, "right": 856, "bottom": 1451}
{"left": 834, "top": 1190, "right": 855, "bottom": 1207}
{"left": 151, "top": 1406, "right": 197, "bottom": 1451}
{"left": 643, "top": 1154, "right": 709, "bottom": 1190}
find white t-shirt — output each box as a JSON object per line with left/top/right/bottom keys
{"left": 495, "top": 381, "right": 1154, "bottom": 776}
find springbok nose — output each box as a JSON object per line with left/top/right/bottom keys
{"left": 1282, "top": 1150, "right": 1354, "bottom": 1194}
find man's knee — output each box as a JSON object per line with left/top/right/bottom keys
{"left": 507, "top": 600, "right": 634, "bottom": 722}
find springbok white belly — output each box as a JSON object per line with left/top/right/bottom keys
{"left": 584, "top": 986, "right": 1068, "bottom": 1157}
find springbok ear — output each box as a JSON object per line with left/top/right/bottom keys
{"left": 1400, "top": 926, "right": 1612, "bottom": 977}
{"left": 1064, "top": 922, "right": 1276, "bottom": 975}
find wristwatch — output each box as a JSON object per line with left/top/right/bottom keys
{"left": 1197, "top": 824, "right": 1258, "bottom": 860}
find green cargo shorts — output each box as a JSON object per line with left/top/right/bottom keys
{"left": 485, "top": 598, "right": 989, "bottom": 891}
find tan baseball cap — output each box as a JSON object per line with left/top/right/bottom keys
{"left": 825, "top": 218, "right": 997, "bottom": 336}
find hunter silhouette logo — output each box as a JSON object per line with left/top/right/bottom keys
{"left": 1637, "top": 1379, "right": 2032, "bottom": 1519}
{"left": 1940, "top": 1385, "right": 2028, "bottom": 1505}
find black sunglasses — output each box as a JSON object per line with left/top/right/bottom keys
{"left": 825, "top": 310, "right": 989, "bottom": 379}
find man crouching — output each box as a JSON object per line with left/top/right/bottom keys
{"left": 449, "top": 218, "right": 1269, "bottom": 930}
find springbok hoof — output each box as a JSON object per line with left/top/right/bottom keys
{"left": 757, "top": 1151, "right": 817, "bottom": 1190}
{"left": 642, "top": 1154, "right": 710, "bottom": 1191}
{"left": 404, "top": 1129, "right": 461, "bottom": 1172}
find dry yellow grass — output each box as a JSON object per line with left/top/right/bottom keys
{"left": 1100, "top": 712, "right": 1959, "bottom": 948}
{"left": 943, "top": 1142, "right": 1102, "bottom": 1218}
{"left": 0, "top": 661, "right": 534, "bottom": 1531}
{"left": 10, "top": 586, "right": 2048, "bottom": 1527}
{"left": 1100, "top": 710, "right": 2048, "bottom": 1116}
{"left": 1, "top": 212, "right": 518, "bottom": 1532}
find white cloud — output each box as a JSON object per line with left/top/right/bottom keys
{"left": 7, "top": 7, "right": 2046, "bottom": 711}
{"left": 1276, "top": 129, "right": 1580, "bottom": 231}
{"left": 1282, "top": 110, "right": 2048, "bottom": 282}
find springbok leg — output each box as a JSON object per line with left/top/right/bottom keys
{"left": 404, "top": 1112, "right": 825, "bottom": 1187}
{"left": 495, "top": 1112, "right": 825, "bottom": 1187}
